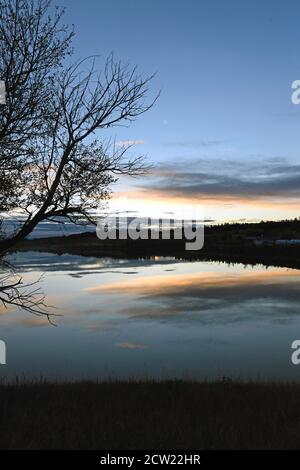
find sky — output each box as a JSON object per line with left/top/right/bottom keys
{"left": 56, "top": 0, "right": 300, "bottom": 223}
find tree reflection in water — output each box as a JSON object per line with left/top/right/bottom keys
{"left": 0, "top": 259, "right": 56, "bottom": 324}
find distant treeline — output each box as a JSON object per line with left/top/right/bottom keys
{"left": 12, "top": 217, "right": 300, "bottom": 270}
{"left": 206, "top": 218, "right": 300, "bottom": 239}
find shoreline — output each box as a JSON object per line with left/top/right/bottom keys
{"left": 11, "top": 231, "right": 300, "bottom": 270}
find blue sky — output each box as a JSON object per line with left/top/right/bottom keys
{"left": 56, "top": 0, "right": 300, "bottom": 222}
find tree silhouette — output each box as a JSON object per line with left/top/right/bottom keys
{"left": 0, "top": 259, "right": 56, "bottom": 323}
{"left": 0, "top": 0, "right": 157, "bottom": 253}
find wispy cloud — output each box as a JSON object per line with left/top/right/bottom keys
{"left": 162, "top": 140, "right": 225, "bottom": 148}
{"left": 84, "top": 270, "right": 300, "bottom": 325}
{"left": 115, "top": 342, "right": 148, "bottom": 350}
{"left": 116, "top": 140, "right": 145, "bottom": 147}
{"left": 137, "top": 157, "right": 300, "bottom": 200}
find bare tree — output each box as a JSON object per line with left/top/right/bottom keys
{"left": 0, "top": 0, "right": 157, "bottom": 252}
{"left": 0, "top": 0, "right": 73, "bottom": 200}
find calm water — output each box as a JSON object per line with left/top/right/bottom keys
{"left": 1, "top": 251, "right": 300, "bottom": 381}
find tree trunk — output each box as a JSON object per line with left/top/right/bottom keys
{"left": 0, "top": 216, "right": 42, "bottom": 255}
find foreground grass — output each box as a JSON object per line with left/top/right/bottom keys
{"left": 1, "top": 380, "right": 300, "bottom": 450}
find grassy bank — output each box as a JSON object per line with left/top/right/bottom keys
{"left": 1, "top": 379, "right": 300, "bottom": 449}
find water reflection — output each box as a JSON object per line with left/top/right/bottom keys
{"left": 0, "top": 259, "right": 52, "bottom": 319}
{"left": 1, "top": 252, "right": 300, "bottom": 381}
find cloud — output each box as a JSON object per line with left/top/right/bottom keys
{"left": 137, "top": 157, "right": 300, "bottom": 200}
{"left": 84, "top": 269, "right": 300, "bottom": 326}
{"left": 162, "top": 140, "right": 224, "bottom": 148}
{"left": 116, "top": 140, "right": 145, "bottom": 147}
{"left": 115, "top": 342, "right": 148, "bottom": 350}
{"left": 85, "top": 269, "right": 300, "bottom": 297}
{"left": 18, "top": 317, "right": 51, "bottom": 327}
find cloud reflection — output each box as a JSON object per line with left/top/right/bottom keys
{"left": 84, "top": 268, "right": 300, "bottom": 325}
